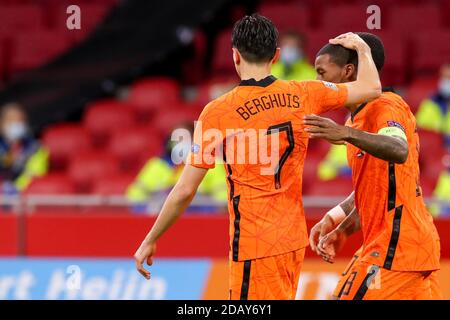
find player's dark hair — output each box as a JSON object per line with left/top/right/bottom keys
{"left": 316, "top": 32, "right": 385, "bottom": 72}
{"left": 231, "top": 14, "right": 278, "bottom": 63}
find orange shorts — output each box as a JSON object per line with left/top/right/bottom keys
{"left": 229, "top": 248, "right": 305, "bottom": 300}
{"left": 334, "top": 256, "right": 442, "bottom": 300}
{"left": 332, "top": 248, "right": 362, "bottom": 299}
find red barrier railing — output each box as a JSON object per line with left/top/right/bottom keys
{"left": 1, "top": 212, "right": 449, "bottom": 258}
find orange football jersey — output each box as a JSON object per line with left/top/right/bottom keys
{"left": 346, "top": 91, "right": 440, "bottom": 271}
{"left": 189, "top": 76, "right": 348, "bottom": 261}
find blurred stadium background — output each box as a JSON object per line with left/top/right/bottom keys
{"left": 0, "top": 0, "right": 449, "bottom": 299}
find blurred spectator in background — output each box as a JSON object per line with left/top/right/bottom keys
{"left": 416, "top": 61, "right": 450, "bottom": 149}
{"left": 317, "top": 144, "right": 351, "bottom": 181}
{"left": 126, "top": 122, "right": 227, "bottom": 214}
{"left": 272, "top": 31, "right": 316, "bottom": 81}
{"left": 0, "top": 103, "right": 48, "bottom": 194}
{"left": 430, "top": 155, "right": 450, "bottom": 216}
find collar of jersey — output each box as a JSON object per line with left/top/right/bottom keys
{"left": 350, "top": 87, "right": 396, "bottom": 122}
{"left": 239, "top": 75, "right": 277, "bottom": 87}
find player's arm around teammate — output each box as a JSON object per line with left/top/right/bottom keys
{"left": 306, "top": 113, "right": 409, "bottom": 260}
{"left": 306, "top": 114, "right": 410, "bottom": 260}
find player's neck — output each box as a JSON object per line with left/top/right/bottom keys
{"left": 346, "top": 103, "right": 360, "bottom": 113}
{"left": 239, "top": 63, "right": 272, "bottom": 82}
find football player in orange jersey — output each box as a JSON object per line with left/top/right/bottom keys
{"left": 307, "top": 32, "right": 442, "bottom": 300}
{"left": 134, "top": 15, "right": 382, "bottom": 300}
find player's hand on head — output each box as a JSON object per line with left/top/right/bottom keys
{"left": 329, "top": 32, "right": 367, "bottom": 51}
{"left": 303, "top": 115, "right": 349, "bottom": 143}
{"left": 134, "top": 240, "right": 156, "bottom": 280}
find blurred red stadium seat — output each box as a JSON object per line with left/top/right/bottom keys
{"left": 92, "top": 173, "right": 135, "bottom": 195}
{"left": 304, "top": 29, "right": 335, "bottom": 63}
{"left": 388, "top": 4, "right": 441, "bottom": 34}
{"left": 302, "top": 153, "right": 322, "bottom": 194}
{"left": 153, "top": 105, "right": 201, "bottom": 137}
{"left": 108, "top": 127, "right": 163, "bottom": 172}
{"left": 420, "top": 161, "right": 444, "bottom": 197}
{"left": 0, "top": 43, "right": 4, "bottom": 81}
{"left": 413, "top": 30, "right": 450, "bottom": 76}
{"left": 420, "top": 176, "right": 439, "bottom": 197}
{"left": 68, "top": 151, "right": 120, "bottom": 193}
{"left": 212, "top": 30, "right": 235, "bottom": 74}
{"left": 418, "top": 129, "right": 445, "bottom": 183}
{"left": 308, "top": 176, "right": 353, "bottom": 196}
{"left": 320, "top": 108, "right": 349, "bottom": 125}
{"left": 0, "top": 5, "right": 43, "bottom": 32}
{"left": 404, "top": 77, "right": 438, "bottom": 113}
{"left": 24, "top": 174, "right": 76, "bottom": 195}
{"left": 83, "top": 99, "right": 135, "bottom": 146}
{"left": 308, "top": 137, "right": 331, "bottom": 157}
{"left": 10, "top": 30, "right": 72, "bottom": 73}
{"left": 369, "top": 30, "right": 407, "bottom": 85}
{"left": 182, "top": 30, "right": 207, "bottom": 84}
{"left": 321, "top": 5, "right": 374, "bottom": 32}
{"left": 195, "top": 75, "right": 238, "bottom": 106}
{"left": 48, "top": 3, "right": 114, "bottom": 43}
{"left": 128, "top": 77, "right": 181, "bottom": 116}
{"left": 42, "top": 123, "right": 91, "bottom": 170}
{"left": 258, "top": 3, "right": 310, "bottom": 32}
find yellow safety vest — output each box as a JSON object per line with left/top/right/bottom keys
{"left": 126, "top": 157, "right": 227, "bottom": 204}
{"left": 416, "top": 98, "right": 450, "bottom": 135}
{"left": 318, "top": 144, "right": 349, "bottom": 181}
{"left": 430, "top": 170, "right": 450, "bottom": 216}
{"left": 272, "top": 59, "right": 317, "bottom": 81}
{"left": 15, "top": 147, "right": 49, "bottom": 191}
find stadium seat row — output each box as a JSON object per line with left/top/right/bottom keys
{"left": 0, "top": 2, "right": 114, "bottom": 77}
{"left": 258, "top": 2, "right": 450, "bottom": 31}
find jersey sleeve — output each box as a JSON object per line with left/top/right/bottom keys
{"left": 187, "top": 103, "right": 221, "bottom": 169}
{"left": 297, "top": 80, "right": 348, "bottom": 114}
{"left": 370, "top": 100, "right": 408, "bottom": 141}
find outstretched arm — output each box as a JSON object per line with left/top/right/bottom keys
{"left": 134, "top": 165, "right": 208, "bottom": 279}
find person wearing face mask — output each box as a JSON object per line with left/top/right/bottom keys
{"left": 416, "top": 62, "right": 450, "bottom": 148}
{"left": 0, "top": 102, "right": 49, "bottom": 194}
{"left": 126, "top": 122, "right": 227, "bottom": 214}
{"left": 271, "top": 31, "right": 316, "bottom": 81}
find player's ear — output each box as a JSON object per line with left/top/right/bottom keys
{"left": 271, "top": 47, "right": 281, "bottom": 64}
{"left": 232, "top": 48, "right": 240, "bottom": 65}
{"left": 344, "top": 64, "right": 357, "bottom": 81}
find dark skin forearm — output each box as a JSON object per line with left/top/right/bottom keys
{"left": 304, "top": 115, "right": 409, "bottom": 164}
{"left": 345, "top": 127, "right": 408, "bottom": 164}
